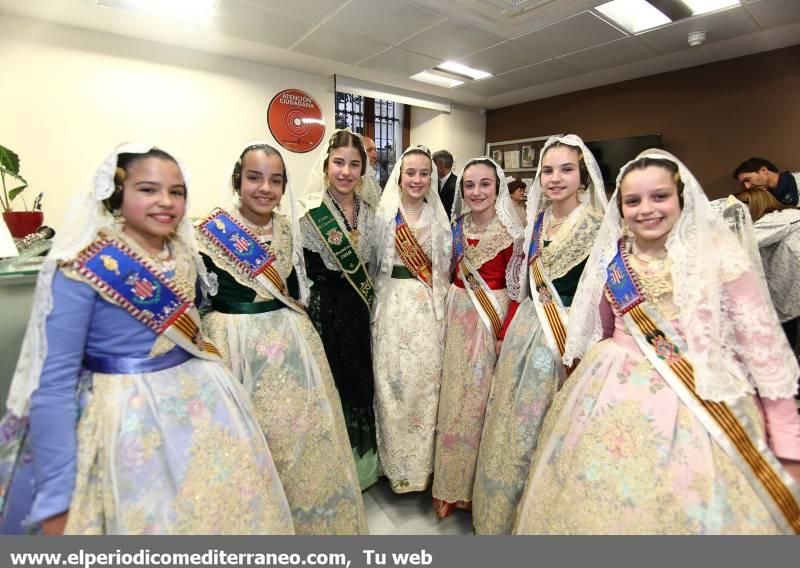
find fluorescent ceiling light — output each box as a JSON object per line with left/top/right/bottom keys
{"left": 96, "top": 0, "right": 217, "bottom": 24}
{"left": 680, "top": 0, "right": 740, "bottom": 15}
{"left": 410, "top": 71, "right": 465, "bottom": 89}
{"left": 436, "top": 61, "right": 493, "bottom": 80}
{"left": 596, "top": 0, "right": 671, "bottom": 33}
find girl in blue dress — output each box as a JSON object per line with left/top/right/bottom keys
{"left": 0, "top": 144, "right": 294, "bottom": 535}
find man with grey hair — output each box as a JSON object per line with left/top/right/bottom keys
{"left": 433, "top": 149, "right": 456, "bottom": 218}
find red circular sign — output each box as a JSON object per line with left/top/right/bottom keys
{"left": 267, "top": 89, "right": 325, "bottom": 153}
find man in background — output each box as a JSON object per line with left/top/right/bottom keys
{"left": 433, "top": 150, "right": 456, "bottom": 219}
{"left": 362, "top": 136, "right": 384, "bottom": 190}
{"left": 733, "top": 157, "right": 800, "bottom": 206}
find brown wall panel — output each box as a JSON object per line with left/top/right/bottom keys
{"left": 486, "top": 45, "right": 800, "bottom": 198}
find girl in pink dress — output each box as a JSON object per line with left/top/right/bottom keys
{"left": 514, "top": 150, "right": 800, "bottom": 534}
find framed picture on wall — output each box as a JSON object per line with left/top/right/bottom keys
{"left": 491, "top": 149, "right": 504, "bottom": 167}
{"left": 504, "top": 150, "right": 520, "bottom": 169}
{"left": 521, "top": 144, "right": 535, "bottom": 168}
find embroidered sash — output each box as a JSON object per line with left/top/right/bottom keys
{"left": 605, "top": 241, "right": 800, "bottom": 534}
{"left": 1, "top": 237, "right": 220, "bottom": 528}
{"left": 73, "top": 237, "right": 220, "bottom": 361}
{"left": 527, "top": 212, "right": 570, "bottom": 373}
{"left": 308, "top": 202, "right": 373, "bottom": 309}
{"left": 197, "top": 208, "right": 304, "bottom": 314}
{"left": 453, "top": 217, "right": 504, "bottom": 338}
{"left": 394, "top": 209, "right": 433, "bottom": 288}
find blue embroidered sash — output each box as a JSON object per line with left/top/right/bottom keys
{"left": 197, "top": 209, "right": 304, "bottom": 314}
{"left": 527, "top": 211, "right": 546, "bottom": 263}
{"left": 74, "top": 237, "right": 220, "bottom": 360}
{"left": 605, "top": 240, "right": 800, "bottom": 534}
{"left": 1, "top": 236, "right": 219, "bottom": 532}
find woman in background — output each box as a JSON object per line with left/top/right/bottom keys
{"left": 508, "top": 177, "right": 528, "bottom": 227}
{"left": 734, "top": 187, "right": 800, "bottom": 356}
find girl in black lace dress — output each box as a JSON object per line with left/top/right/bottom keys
{"left": 299, "top": 131, "right": 380, "bottom": 491}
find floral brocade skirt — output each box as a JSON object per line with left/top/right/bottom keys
{"left": 66, "top": 358, "right": 294, "bottom": 535}
{"left": 514, "top": 337, "right": 783, "bottom": 535}
{"left": 372, "top": 277, "right": 444, "bottom": 494}
{"left": 473, "top": 298, "right": 563, "bottom": 534}
{"left": 203, "top": 308, "right": 367, "bottom": 535}
{"left": 432, "top": 284, "right": 509, "bottom": 505}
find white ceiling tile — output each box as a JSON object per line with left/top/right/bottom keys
{"left": 500, "top": 59, "right": 579, "bottom": 86}
{"left": 240, "top": 0, "right": 348, "bottom": 24}
{"left": 215, "top": 1, "right": 314, "bottom": 48}
{"left": 359, "top": 47, "right": 439, "bottom": 75}
{"left": 511, "top": 11, "right": 627, "bottom": 59}
{"left": 456, "top": 41, "right": 549, "bottom": 75}
{"left": 397, "top": 18, "right": 505, "bottom": 61}
{"left": 292, "top": 25, "right": 390, "bottom": 64}
{"left": 744, "top": 0, "right": 800, "bottom": 29}
{"left": 453, "top": 76, "right": 521, "bottom": 97}
{"left": 324, "top": 0, "right": 440, "bottom": 45}
{"left": 559, "top": 36, "right": 658, "bottom": 72}
{"left": 638, "top": 6, "right": 759, "bottom": 54}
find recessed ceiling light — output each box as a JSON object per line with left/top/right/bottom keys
{"left": 680, "top": 0, "right": 740, "bottom": 15}
{"left": 596, "top": 0, "right": 671, "bottom": 33}
{"left": 96, "top": 0, "right": 217, "bottom": 24}
{"left": 436, "top": 61, "right": 493, "bottom": 81}
{"left": 410, "top": 71, "right": 465, "bottom": 89}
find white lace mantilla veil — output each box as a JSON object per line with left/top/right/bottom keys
{"left": 6, "top": 143, "right": 216, "bottom": 417}
{"left": 519, "top": 134, "right": 608, "bottom": 298}
{"left": 709, "top": 194, "right": 768, "bottom": 287}
{"left": 218, "top": 140, "right": 311, "bottom": 306}
{"left": 371, "top": 146, "right": 451, "bottom": 320}
{"left": 296, "top": 129, "right": 380, "bottom": 214}
{"left": 563, "top": 149, "right": 799, "bottom": 403}
{"left": 450, "top": 156, "right": 524, "bottom": 241}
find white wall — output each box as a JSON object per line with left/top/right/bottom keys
{"left": 409, "top": 104, "right": 486, "bottom": 175}
{"left": 0, "top": 15, "right": 335, "bottom": 231}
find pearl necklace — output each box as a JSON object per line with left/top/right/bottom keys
{"left": 402, "top": 201, "right": 424, "bottom": 215}
{"left": 149, "top": 242, "right": 176, "bottom": 273}
{"left": 238, "top": 212, "right": 274, "bottom": 245}
{"left": 468, "top": 216, "right": 491, "bottom": 234}
{"left": 547, "top": 206, "right": 578, "bottom": 233}
{"left": 631, "top": 242, "right": 667, "bottom": 268}
{"left": 242, "top": 216, "right": 273, "bottom": 235}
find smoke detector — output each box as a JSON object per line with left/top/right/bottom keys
{"left": 688, "top": 30, "right": 707, "bottom": 47}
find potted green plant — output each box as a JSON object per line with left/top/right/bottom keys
{"left": 1, "top": 145, "right": 43, "bottom": 238}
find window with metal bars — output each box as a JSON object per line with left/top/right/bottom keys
{"left": 335, "top": 92, "right": 409, "bottom": 188}
{"left": 335, "top": 92, "right": 365, "bottom": 135}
